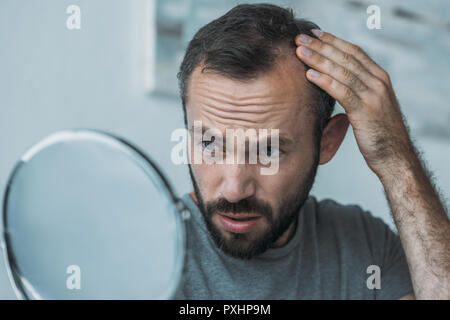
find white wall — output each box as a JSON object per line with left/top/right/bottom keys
{"left": 0, "top": 0, "right": 191, "bottom": 299}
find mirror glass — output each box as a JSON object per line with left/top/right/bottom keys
{"left": 1, "top": 129, "right": 186, "bottom": 299}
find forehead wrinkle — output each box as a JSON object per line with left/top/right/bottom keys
{"left": 193, "top": 85, "right": 300, "bottom": 127}
{"left": 192, "top": 93, "right": 312, "bottom": 135}
{"left": 200, "top": 99, "right": 287, "bottom": 117}
{"left": 196, "top": 74, "right": 307, "bottom": 106}
{"left": 199, "top": 107, "right": 273, "bottom": 128}
{"left": 200, "top": 109, "right": 279, "bottom": 127}
{"left": 194, "top": 79, "right": 300, "bottom": 108}
{"left": 198, "top": 99, "right": 291, "bottom": 127}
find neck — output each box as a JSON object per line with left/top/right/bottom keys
{"left": 271, "top": 216, "right": 298, "bottom": 248}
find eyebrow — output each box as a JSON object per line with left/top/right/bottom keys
{"left": 189, "top": 125, "right": 294, "bottom": 147}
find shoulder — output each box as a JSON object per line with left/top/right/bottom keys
{"left": 303, "top": 196, "right": 396, "bottom": 258}
{"left": 301, "top": 196, "right": 412, "bottom": 299}
{"left": 307, "top": 195, "right": 390, "bottom": 233}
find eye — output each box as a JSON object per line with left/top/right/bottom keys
{"left": 263, "top": 145, "right": 280, "bottom": 157}
{"left": 201, "top": 137, "right": 219, "bottom": 151}
{"left": 202, "top": 140, "right": 212, "bottom": 148}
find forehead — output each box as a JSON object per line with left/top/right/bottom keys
{"left": 185, "top": 52, "right": 316, "bottom": 137}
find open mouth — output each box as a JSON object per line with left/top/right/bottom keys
{"left": 223, "top": 216, "right": 260, "bottom": 221}
{"left": 217, "top": 213, "right": 262, "bottom": 234}
{"left": 219, "top": 213, "right": 261, "bottom": 219}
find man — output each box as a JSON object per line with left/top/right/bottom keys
{"left": 173, "top": 4, "right": 449, "bottom": 299}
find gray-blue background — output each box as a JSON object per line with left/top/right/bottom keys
{"left": 1, "top": 0, "right": 449, "bottom": 299}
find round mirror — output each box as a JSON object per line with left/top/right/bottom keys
{"left": 1, "top": 129, "right": 187, "bottom": 299}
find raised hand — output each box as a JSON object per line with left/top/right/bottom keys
{"left": 295, "top": 29, "right": 414, "bottom": 179}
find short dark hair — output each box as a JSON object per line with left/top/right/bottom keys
{"left": 177, "top": 3, "right": 335, "bottom": 140}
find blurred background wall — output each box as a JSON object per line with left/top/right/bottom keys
{"left": 0, "top": 0, "right": 449, "bottom": 298}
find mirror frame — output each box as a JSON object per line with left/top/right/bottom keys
{"left": 1, "top": 129, "right": 188, "bottom": 300}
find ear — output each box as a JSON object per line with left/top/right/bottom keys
{"left": 319, "top": 113, "right": 349, "bottom": 165}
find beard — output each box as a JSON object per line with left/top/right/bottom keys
{"left": 188, "top": 150, "right": 319, "bottom": 260}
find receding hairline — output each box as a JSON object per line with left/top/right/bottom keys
{"left": 183, "top": 43, "right": 312, "bottom": 108}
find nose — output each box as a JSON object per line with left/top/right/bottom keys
{"left": 220, "top": 164, "right": 256, "bottom": 203}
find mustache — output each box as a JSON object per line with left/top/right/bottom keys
{"left": 205, "top": 197, "right": 273, "bottom": 220}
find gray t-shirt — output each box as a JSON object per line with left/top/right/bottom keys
{"left": 173, "top": 193, "right": 413, "bottom": 300}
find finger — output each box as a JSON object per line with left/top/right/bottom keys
{"left": 305, "top": 68, "right": 362, "bottom": 112}
{"left": 295, "top": 33, "right": 379, "bottom": 87}
{"left": 296, "top": 45, "right": 370, "bottom": 99}
{"left": 311, "top": 29, "right": 391, "bottom": 84}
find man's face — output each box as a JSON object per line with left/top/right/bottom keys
{"left": 185, "top": 52, "right": 320, "bottom": 259}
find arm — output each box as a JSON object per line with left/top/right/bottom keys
{"left": 295, "top": 30, "right": 450, "bottom": 299}
{"left": 379, "top": 144, "right": 450, "bottom": 299}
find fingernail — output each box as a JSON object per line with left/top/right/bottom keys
{"left": 298, "top": 34, "right": 312, "bottom": 44}
{"left": 300, "top": 46, "right": 312, "bottom": 56}
{"left": 309, "top": 69, "right": 320, "bottom": 77}
{"left": 311, "top": 29, "right": 323, "bottom": 38}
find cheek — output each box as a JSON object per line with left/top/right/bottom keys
{"left": 260, "top": 152, "right": 312, "bottom": 193}
{"left": 191, "top": 163, "right": 221, "bottom": 198}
